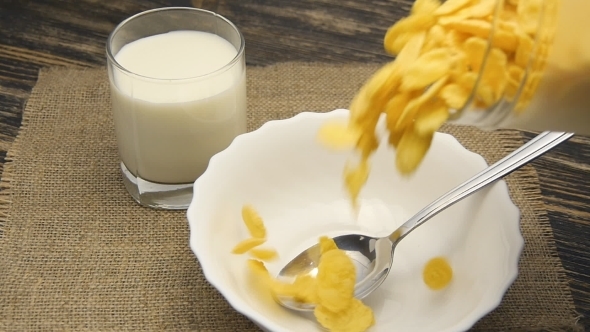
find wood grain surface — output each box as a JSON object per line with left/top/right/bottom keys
{"left": 1, "top": 0, "right": 590, "bottom": 328}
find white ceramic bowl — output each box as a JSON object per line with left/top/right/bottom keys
{"left": 188, "top": 109, "right": 523, "bottom": 332}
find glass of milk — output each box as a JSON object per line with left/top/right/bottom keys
{"left": 106, "top": 7, "right": 247, "bottom": 209}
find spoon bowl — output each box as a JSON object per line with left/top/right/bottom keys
{"left": 276, "top": 234, "right": 393, "bottom": 311}
{"left": 276, "top": 131, "right": 573, "bottom": 311}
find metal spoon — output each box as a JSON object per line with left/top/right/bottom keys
{"left": 276, "top": 131, "right": 573, "bottom": 311}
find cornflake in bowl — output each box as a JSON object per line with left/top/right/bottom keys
{"left": 188, "top": 109, "right": 523, "bottom": 332}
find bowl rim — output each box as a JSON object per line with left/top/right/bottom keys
{"left": 187, "top": 109, "right": 524, "bottom": 332}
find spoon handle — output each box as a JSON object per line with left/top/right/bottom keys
{"left": 389, "top": 131, "right": 574, "bottom": 243}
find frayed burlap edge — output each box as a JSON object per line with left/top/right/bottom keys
{"left": 0, "top": 83, "right": 35, "bottom": 240}
{"left": 496, "top": 130, "right": 581, "bottom": 331}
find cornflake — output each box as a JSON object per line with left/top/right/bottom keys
{"left": 242, "top": 205, "right": 267, "bottom": 238}
{"left": 231, "top": 237, "right": 266, "bottom": 254}
{"left": 249, "top": 247, "right": 279, "bottom": 261}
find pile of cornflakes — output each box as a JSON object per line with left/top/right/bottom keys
{"left": 232, "top": 206, "right": 375, "bottom": 332}
{"left": 319, "top": 0, "right": 559, "bottom": 207}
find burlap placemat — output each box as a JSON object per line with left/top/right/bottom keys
{"left": 0, "top": 63, "right": 581, "bottom": 331}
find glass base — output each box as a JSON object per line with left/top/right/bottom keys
{"left": 120, "top": 162, "right": 194, "bottom": 210}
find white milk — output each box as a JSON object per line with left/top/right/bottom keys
{"left": 110, "top": 30, "right": 246, "bottom": 184}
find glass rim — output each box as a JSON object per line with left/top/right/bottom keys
{"left": 105, "top": 7, "right": 245, "bottom": 82}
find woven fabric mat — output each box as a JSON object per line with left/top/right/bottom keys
{"left": 0, "top": 63, "right": 581, "bottom": 331}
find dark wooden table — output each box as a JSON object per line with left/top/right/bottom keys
{"left": 2, "top": 0, "right": 589, "bottom": 329}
